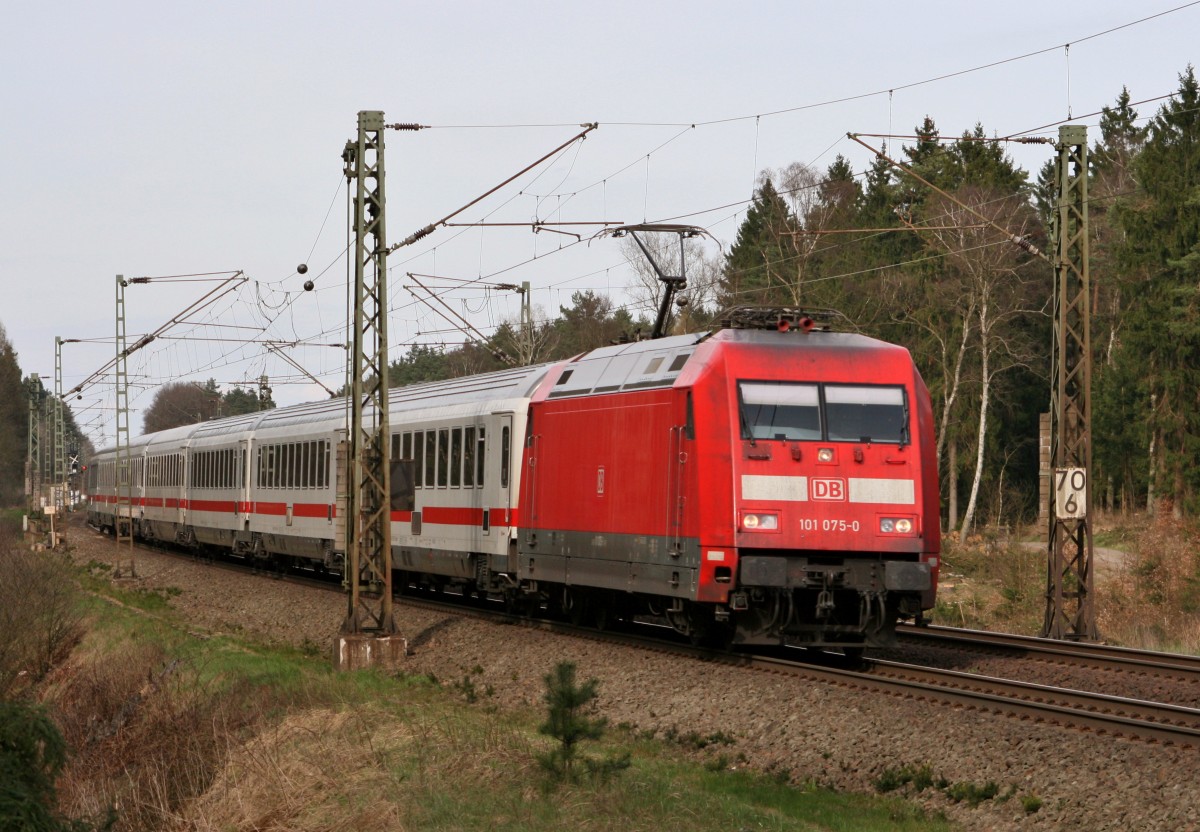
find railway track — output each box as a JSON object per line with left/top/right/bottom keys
{"left": 387, "top": 592, "right": 1200, "bottom": 749}
{"left": 896, "top": 622, "right": 1200, "bottom": 683}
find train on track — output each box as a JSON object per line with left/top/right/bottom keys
{"left": 88, "top": 309, "right": 940, "bottom": 651}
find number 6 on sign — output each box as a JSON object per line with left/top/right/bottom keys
{"left": 1055, "top": 467, "right": 1087, "bottom": 519}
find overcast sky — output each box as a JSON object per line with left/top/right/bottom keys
{"left": 3, "top": 0, "right": 1197, "bottom": 443}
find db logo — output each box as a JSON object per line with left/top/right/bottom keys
{"left": 811, "top": 478, "right": 846, "bottom": 501}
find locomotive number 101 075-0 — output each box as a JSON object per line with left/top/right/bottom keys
{"left": 797, "top": 518, "right": 861, "bottom": 533}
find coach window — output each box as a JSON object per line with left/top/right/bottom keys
{"left": 450, "top": 428, "right": 462, "bottom": 488}
{"left": 437, "top": 429, "right": 449, "bottom": 487}
{"left": 476, "top": 428, "right": 486, "bottom": 486}
{"left": 403, "top": 432, "right": 412, "bottom": 489}
{"left": 424, "top": 431, "right": 436, "bottom": 488}
{"left": 412, "top": 432, "right": 423, "bottom": 487}
{"left": 500, "top": 426, "right": 510, "bottom": 489}
{"left": 463, "top": 427, "right": 475, "bottom": 487}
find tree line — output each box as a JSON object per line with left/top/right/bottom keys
{"left": 0, "top": 325, "right": 94, "bottom": 506}
{"left": 383, "top": 67, "right": 1200, "bottom": 531}
{"left": 4, "top": 69, "right": 1195, "bottom": 527}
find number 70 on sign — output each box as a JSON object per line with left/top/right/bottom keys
{"left": 1055, "top": 468, "right": 1087, "bottom": 519}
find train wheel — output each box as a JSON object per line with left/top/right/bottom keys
{"left": 842, "top": 643, "right": 866, "bottom": 662}
{"left": 680, "top": 602, "right": 735, "bottom": 650}
{"left": 565, "top": 589, "right": 589, "bottom": 627}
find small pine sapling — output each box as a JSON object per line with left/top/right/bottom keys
{"left": 536, "top": 661, "right": 629, "bottom": 783}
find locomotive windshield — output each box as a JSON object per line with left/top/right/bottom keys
{"left": 739, "top": 382, "right": 821, "bottom": 440}
{"left": 738, "top": 382, "right": 907, "bottom": 444}
{"left": 824, "top": 385, "right": 907, "bottom": 444}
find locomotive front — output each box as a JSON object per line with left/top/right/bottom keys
{"left": 687, "top": 321, "right": 940, "bottom": 650}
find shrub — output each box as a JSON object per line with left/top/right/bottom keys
{"left": 0, "top": 540, "right": 85, "bottom": 697}
{"left": 0, "top": 699, "right": 114, "bottom": 832}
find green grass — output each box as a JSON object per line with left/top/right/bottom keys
{"left": 1093, "top": 527, "right": 1133, "bottom": 549}
{"left": 60, "top": 574, "right": 959, "bottom": 832}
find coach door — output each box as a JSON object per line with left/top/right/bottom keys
{"left": 239, "top": 439, "right": 252, "bottom": 527}
{"left": 487, "top": 412, "right": 516, "bottom": 545}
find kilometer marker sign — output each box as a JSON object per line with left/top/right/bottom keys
{"left": 1055, "top": 467, "right": 1087, "bottom": 519}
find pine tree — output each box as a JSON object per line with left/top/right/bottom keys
{"left": 1111, "top": 66, "right": 1200, "bottom": 515}
{"left": 0, "top": 324, "right": 27, "bottom": 504}
{"left": 718, "top": 177, "right": 796, "bottom": 308}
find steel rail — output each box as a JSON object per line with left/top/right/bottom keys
{"left": 864, "top": 657, "right": 1200, "bottom": 731}
{"left": 897, "top": 623, "right": 1200, "bottom": 682}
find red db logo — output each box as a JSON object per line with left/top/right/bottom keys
{"left": 811, "top": 478, "right": 845, "bottom": 501}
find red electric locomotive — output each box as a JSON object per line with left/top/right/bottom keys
{"left": 516, "top": 310, "right": 939, "bottom": 650}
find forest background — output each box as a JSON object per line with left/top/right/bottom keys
{"left": 2, "top": 69, "right": 1198, "bottom": 538}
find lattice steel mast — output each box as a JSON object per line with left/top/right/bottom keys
{"left": 341, "top": 110, "right": 396, "bottom": 636}
{"left": 114, "top": 275, "right": 136, "bottom": 569}
{"left": 1042, "top": 125, "right": 1096, "bottom": 640}
{"left": 26, "top": 374, "right": 42, "bottom": 506}
{"left": 54, "top": 336, "right": 66, "bottom": 509}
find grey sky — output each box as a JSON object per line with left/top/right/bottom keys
{"left": 2, "top": 0, "right": 1196, "bottom": 443}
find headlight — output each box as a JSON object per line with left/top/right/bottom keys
{"left": 742, "top": 512, "right": 779, "bottom": 531}
{"left": 817, "top": 448, "right": 835, "bottom": 463}
{"left": 880, "top": 517, "right": 915, "bottom": 534}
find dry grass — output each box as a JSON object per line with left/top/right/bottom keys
{"left": 1097, "top": 513, "right": 1200, "bottom": 653}
{"left": 175, "top": 696, "right": 562, "bottom": 830}
{"left": 0, "top": 525, "right": 86, "bottom": 697}
{"left": 46, "top": 643, "right": 273, "bottom": 831}
{"left": 935, "top": 512, "right": 1200, "bottom": 654}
